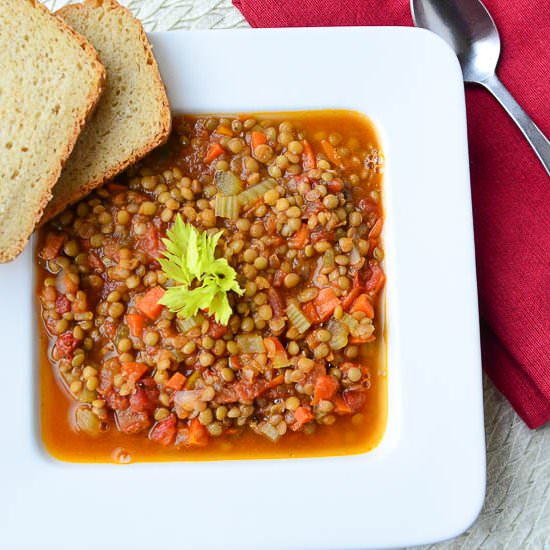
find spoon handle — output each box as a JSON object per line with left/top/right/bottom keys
{"left": 481, "top": 74, "right": 550, "bottom": 177}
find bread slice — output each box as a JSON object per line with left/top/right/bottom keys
{"left": 0, "top": 0, "right": 105, "bottom": 262}
{"left": 42, "top": 0, "right": 171, "bottom": 223}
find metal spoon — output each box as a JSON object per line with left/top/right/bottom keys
{"left": 411, "top": 0, "right": 550, "bottom": 176}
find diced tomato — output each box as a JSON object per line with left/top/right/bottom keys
{"left": 188, "top": 418, "right": 209, "bottom": 447}
{"left": 116, "top": 409, "right": 151, "bottom": 434}
{"left": 342, "top": 388, "right": 368, "bottom": 413}
{"left": 303, "top": 301, "right": 320, "bottom": 324}
{"left": 103, "top": 389, "right": 129, "bottom": 411}
{"left": 267, "top": 287, "right": 285, "bottom": 318}
{"left": 129, "top": 378, "right": 159, "bottom": 414}
{"left": 135, "top": 286, "right": 165, "bottom": 320}
{"left": 368, "top": 218, "right": 383, "bottom": 239}
{"left": 333, "top": 395, "right": 353, "bottom": 415}
{"left": 149, "top": 414, "right": 177, "bottom": 446}
{"left": 265, "top": 214, "right": 277, "bottom": 235}
{"left": 97, "top": 358, "right": 120, "bottom": 393}
{"left": 288, "top": 226, "right": 309, "bottom": 249}
{"left": 313, "top": 287, "right": 340, "bottom": 322}
{"left": 263, "top": 336, "right": 286, "bottom": 357}
{"left": 312, "top": 375, "right": 339, "bottom": 405}
{"left": 341, "top": 285, "right": 363, "bottom": 311}
{"left": 137, "top": 226, "right": 159, "bottom": 259}
{"left": 88, "top": 252, "right": 104, "bottom": 272}
{"left": 272, "top": 270, "right": 286, "bottom": 288}
{"left": 121, "top": 362, "right": 149, "bottom": 384}
{"left": 364, "top": 260, "right": 385, "bottom": 296}
{"left": 310, "top": 227, "right": 334, "bottom": 244}
{"left": 217, "top": 380, "right": 267, "bottom": 404}
{"left": 54, "top": 331, "right": 78, "bottom": 359}
{"left": 228, "top": 356, "right": 241, "bottom": 370}
{"left": 327, "top": 178, "right": 344, "bottom": 193}
{"left": 126, "top": 313, "right": 145, "bottom": 338}
{"left": 291, "top": 406, "right": 314, "bottom": 431}
{"left": 40, "top": 233, "right": 65, "bottom": 260}
{"left": 101, "top": 320, "right": 118, "bottom": 339}
{"left": 55, "top": 294, "right": 71, "bottom": 315}
{"left": 208, "top": 320, "right": 228, "bottom": 339}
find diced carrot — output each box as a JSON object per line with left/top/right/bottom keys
{"left": 204, "top": 142, "right": 224, "bottom": 163}
{"left": 321, "top": 139, "right": 343, "bottom": 167}
{"left": 215, "top": 124, "right": 233, "bottom": 137}
{"left": 312, "top": 375, "right": 339, "bottom": 405}
{"left": 40, "top": 233, "right": 65, "bottom": 260}
{"left": 106, "top": 183, "right": 127, "bottom": 192}
{"left": 165, "top": 372, "right": 187, "bottom": 391}
{"left": 333, "top": 395, "right": 352, "bottom": 415}
{"left": 135, "top": 286, "right": 165, "bottom": 320}
{"left": 327, "top": 178, "right": 344, "bottom": 193}
{"left": 303, "top": 301, "right": 320, "bottom": 324}
{"left": 266, "top": 374, "right": 285, "bottom": 390}
{"left": 126, "top": 313, "right": 145, "bottom": 338}
{"left": 121, "top": 362, "right": 148, "bottom": 384}
{"left": 251, "top": 131, "right": 267, "bottom": 150}
{"left": 350, "top": 294, "right": 375, "bottom": 318}
{"left": 291, "top": 406, "right": 314, "bottom": 431}
{"left": 368, "top": 218, "right": 383, "bottom": 239}
{"left": 188, "top": 418, "right": 209, "bottom": 447}
{"left": 302, "top": 140, "right": 316, "bottom": 169}
{"left": 341, "top": 286, "right": 362, "bottom": 311}
{"left": 313, "top": 287, "right": 340, "bottom": 322}
{"left": 288, "top": 226, "right": 310, "bottom": 249}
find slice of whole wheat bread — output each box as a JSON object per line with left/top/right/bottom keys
{"left": 0, "top": 0, "right": 105, "bottom": 262}
{"left": 42, "top": 0, "right": 171, "bottom": 223}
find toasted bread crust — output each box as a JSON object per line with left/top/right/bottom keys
{"left": 41, "top": 0, "right": 171, "bottom": 223}
{"left": 0, "top": 0, "right": 105, "bottom": 262}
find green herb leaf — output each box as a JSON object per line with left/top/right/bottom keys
{"left": 157, "top": 215, "right": 243, "bottom": 325}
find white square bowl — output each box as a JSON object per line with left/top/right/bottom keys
{"left": 0, "top": 27, "right": 485, "bottom": 549}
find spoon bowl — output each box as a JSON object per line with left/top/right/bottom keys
{"left": 412, "top": 0, "right": 500, "bottom": 83}
{"left": 411, "top": 0, "right": 550, "bottom": 175}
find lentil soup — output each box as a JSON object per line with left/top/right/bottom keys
{"left": 37, "top": 110, "right": 387, "bottom": 462}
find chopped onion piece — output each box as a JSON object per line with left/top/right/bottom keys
{"left": 260, "top": 422, "right": 281, "bottom": 442}
{"left": 75, "top": 406, "right": 100, "bottom": 436}
{"left": 174, "top": 390, "right": 203, "bottom": 413}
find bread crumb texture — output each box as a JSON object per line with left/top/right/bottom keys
{"left": 43, "top": 0, "right": 171, "bottom": 222}
{"left": 0, "top": 0, "right": 104, "bottom": 262}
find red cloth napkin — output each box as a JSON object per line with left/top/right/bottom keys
{"left": 233, "top": 0, "right": 550, "bottom": 428}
